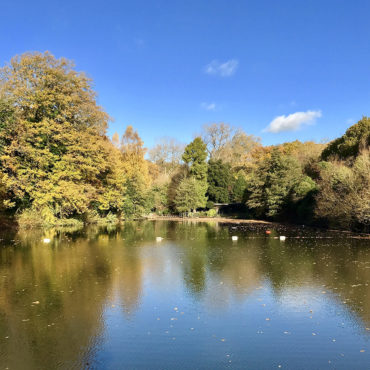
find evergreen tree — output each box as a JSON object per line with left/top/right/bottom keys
{"left": 247, "top": 148, "right": 313, "bottom": 218}
{"left": 182, "top": 137, "right": 208, "bottom": 181}
{"left": 174, "top": 177, "right": 207, "bottom": 213}
{"left": 149, "top": 183, "right": 169, "bottom": 215}
{"left": 207, "top": 159, "right": 231, "bottom": 203}
{"left": 231, "top": 171, "right": 248, "bottom": 203}
{"left": 180, "top": 137, "right": 208, "bottom": 210}
{"left": 122, "top": 173, "right": 149, "bottom": 219}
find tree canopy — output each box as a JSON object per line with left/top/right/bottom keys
{"left": 0, "top": 52, "right": 119, "bottom": 222}
{"left": 321, "top": 117, "right": 370, "bottom": 160}
{"left": 182, "top": 137, "right": 208, "bottom": 181}
{"left": 207, "top": 159, "right": 231, "bottom": 203}
{"left": 0, "top": 51, "right": 368, "bottom": 232}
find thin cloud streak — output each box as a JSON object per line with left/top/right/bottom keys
{"left": 201, "top": 102, "right": 216, "bottom": 111}
{"left": 204, "top": 59, "right": 238, "bottom": 77}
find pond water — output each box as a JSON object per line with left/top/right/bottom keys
{"left": 0, "top": 220, "right": 369, "bottom": 369}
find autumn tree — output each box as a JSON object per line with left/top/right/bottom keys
{"left": 119, "top": 125, "right": 150, "bottom": 218}
{"left": 96, "top": 145, "right": 126, "bottom": 214}
{"left": 0, "top": 98, "right": 14, "bottom": 156}
{"left": 148, "top": 137, "right": 184, "bottom": 174}
{"left": 0, "top": 52, "right": 123, "bottom": 223}
{"left": 201, "top": 122, "right": 233, "bottom": 158}
{"left": 321, "top": 117, "right": 370, "bottom": 161}
{"left": 201, "top": 123, "right": 261, "bottom": 168}
{"left": 120, "top": 126, "right": 147, "bottom": 176}
{"left": 225, "top": 130, "right": 261, "bottom": 169}
{"left": 112, "top": 132, "right": 120, "bottom": 148}
{"left": 315, "top": 119, "right": 370, "bottom": 231}
{"left": 315, "top": 150, "right": 370, "bottom": 231}
{"left": 1, "top": 51, "right": 368, "bottom": 230}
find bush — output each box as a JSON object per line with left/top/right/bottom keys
{"left": 84, "top": 210, "right": 120, "bottom": 225}
{"left": 17, "top": 209, "right": 45, "bottom": 227}
{"left": 315, "top": 151, "right": 370, "bottom": 231}
{"left": 206, "top": 209, "right": 218, "bottom": 218}
{"left": 17, "top": 208, "right": 84, "bottom": 228}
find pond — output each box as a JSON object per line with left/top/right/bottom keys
{"left": 0, "top": 220, "right": 369, "bottom": 369}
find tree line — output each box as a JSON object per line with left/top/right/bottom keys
{"left": 0, "top": 52, "right": 369, "bottom": 231}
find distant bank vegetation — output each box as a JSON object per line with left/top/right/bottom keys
{"left": 0, "top": 52, "right": 369, "bottom": 231}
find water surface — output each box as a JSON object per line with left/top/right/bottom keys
{"left": 0, "top": 221, "right": 369, "bottom": 369}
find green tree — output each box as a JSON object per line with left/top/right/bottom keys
{"left": 247, "top": 148, "right": 314, "bottom": 218}
{"left": 174, "top": 177, "right": 207, "bottom": 213}
{"left": 207, "top": 159, "right": 231, "bottom": 203}
{"left": 148, "top": 182, "right": 169, "bottom": 215}
{"left": 231, "top": 171, "right": 248, "bottom": 203}
{"left": 122, "top": 173, "right": 149, "bottom": 219}
{"left": 167, "top": 165, "right": 188, "bottom": 212}
{"left": 180, "top": 137, "right": 208, "bottom": 211}
{"left": 182, "top": 137, "right": 208, "bottom": 181}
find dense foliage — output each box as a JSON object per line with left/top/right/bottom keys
{"left": 321, "top": 117, "right": 370, "bottom": 161}
{"left": 207, "top": 160, "right": 231, "bottom": 203}
{"left": 247, "top": 148, "right": 316, "bottom": 218}
{"left": 0, "top": 52, "right": 369, "bottom": 231}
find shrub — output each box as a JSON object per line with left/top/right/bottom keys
{"left": 206, "top": 209, "right": 218, "bottom": 218}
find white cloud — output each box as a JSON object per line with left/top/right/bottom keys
{"left": 204, "top": 59, "right": 238, "bottom": 77}
{"left": 201, "top": 102, "right": 216, "bottom": 111}
{"left": 264, "top": 110, "right": 322, "bottom": 133}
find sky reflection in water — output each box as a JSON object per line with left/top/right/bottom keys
{"left": 0, "top": 221, "right": 369, "bottom": 369}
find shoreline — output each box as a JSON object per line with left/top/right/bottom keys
{"left": 1, "top": 214, "right": 369, "bottom": 238}
{"left": 147, "top": 216, "right": 370, "bottom": 238}
{"left": 146, "top": 216, "right": 273, "bottom": 224}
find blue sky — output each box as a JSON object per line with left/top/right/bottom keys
{"left": 1, "top": 0, "right": 369, "bottom": 147}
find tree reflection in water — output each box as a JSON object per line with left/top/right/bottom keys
{"left": 0, "top": 221, "right": 369, "bottom": 369}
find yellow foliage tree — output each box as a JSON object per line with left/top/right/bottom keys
{"left": 0, "top": 52, "right": 124, "bottom": 222}
{"left": 119, "top": 126, "right": 151, "bottom": 218}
